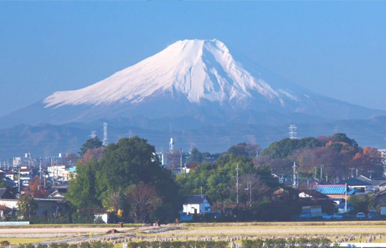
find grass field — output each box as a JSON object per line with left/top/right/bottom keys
{"left": 0, "top": 237, "right": 65, "bottom": 245}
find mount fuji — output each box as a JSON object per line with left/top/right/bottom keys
{"left": 1, "top": 39, "right": 383, "bottom": 129}
{"left": 0, "top": 39, "right": 385, "bottom": 158}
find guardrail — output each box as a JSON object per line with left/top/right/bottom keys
{"left": 0, "top": 221, "right": 30, "bottom": 226}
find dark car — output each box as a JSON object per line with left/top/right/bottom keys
{"left": 368, "top": 210, "right": 379, "bottom": 220}
{"left": 340, "top": 213, "right": 355, "bottom": 220}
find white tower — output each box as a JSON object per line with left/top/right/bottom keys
{"left": 169, "top": 138, "right": 174, "bottom": 151}
{"left": 103, "top": 122, "right": 108, "bottom": 146}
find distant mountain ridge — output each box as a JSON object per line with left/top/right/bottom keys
{"left": 0, "top": 39, "right": 385, "bottom": 158}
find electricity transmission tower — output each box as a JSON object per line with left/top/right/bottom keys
{"left": 103, "top": 122, "right": 108, "bottom": 146}
{"left": 289, "top": 124, "right": 297, "bottom": 140}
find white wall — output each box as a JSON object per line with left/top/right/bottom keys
{"left": 183, "top": 201, "right": 211, "bottom": 214}
{"left": 0, "top": 199, "right": 18, "bottom": 209}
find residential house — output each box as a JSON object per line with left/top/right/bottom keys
{"left": 0, "top": 188, "right": 14, "bottom": 199}
{"left": 298, "top": 189, "right": 335, "bottom": 214}
{"left": 340, "top": 178, "right": 372, "bottom": 194}
{"left": 357, "top": 175, "right": 386, "bottom": 192}
{"left": 271, "top": 186, "right": 299, "bottom": 203}
{"left": 311, "top": 184, "right": 355, "bottom": 200}
{"left": 34, "top": 197, "right": 68, "bottom": 218}
{"left": 182, "top": 195, "right": 211, "bottom": 215}
{"left": 374, "top": 190, "right": 386, "bottom": 206}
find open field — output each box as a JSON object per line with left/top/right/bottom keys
{"left": 0, "top": 237, "right": 65, "bottom": 245}
{"left": 1, "top": 222, "right": 386, "bottom": 245}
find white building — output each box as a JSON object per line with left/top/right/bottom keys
{"left": 47, "top": 165, "right": 72, "bottom": 182}
{"left": 182, "top": 195, "right": 211, "bottom": 215}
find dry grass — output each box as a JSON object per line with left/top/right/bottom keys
{"left": 0, "top": 223, "right": 141, "bottom": 229}
{"left": 0, "top": 237, "right": 65, "bottom": 245}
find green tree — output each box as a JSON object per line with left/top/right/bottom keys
{"left": 177, "top": 153, "right": 276, "bottom": 212}
{"left": 348, "top": 194, "right": 374, "bottom": 213}
{"left": 79, "top": 137, "right": 103, "bottom": 157}
{"left": 66, "top": 159, "right": 101, "bottom": 208}
{"left": 228, "top": 143, "right": 260, "bottom": 158}
{"left": 187, "top": 147, "right": 203, "bottom": 163}
{"left": 97, "top": 137, "right": 180, "bottom": 222}
{"left": 69, "top": 136, "right": 181, "bottom": 222}
{"left": 17, "top": 195, "right": 37, "bottom": 220}
{"left": 260, "top": 137, "right": 321, "bottom": 159}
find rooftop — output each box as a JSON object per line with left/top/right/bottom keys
{"left": 311, "top": 184, "right": 355, "bottom": 195}
{"left": 340, "top": 178, "right": 371, "bottom": 186}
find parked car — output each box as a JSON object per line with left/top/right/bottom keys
{"left": 333, "top": 214, "right": 343, "bottom": 220}
{"left": 368, "top": 210, "right": 379, "bottom": 220}
{"left": 299, "top": 213, "right": 312, "bottom": 220}
{"left": 356, "top": 212, "right": 366, "bottom": 219}
{"left": 322, "top": 213, "right": 333, "bottom": 220}
{"left": 340, "top": 213, "right": 355, "bottom": 220}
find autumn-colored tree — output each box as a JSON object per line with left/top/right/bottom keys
{"left": 25, "top": 177, "right": 48, "bottom": 198}
{"left": 108, "top": 191, "right": 121, "bottom": 212}
{"left": 127, "top": 184, "right": 162, "bottom": 223}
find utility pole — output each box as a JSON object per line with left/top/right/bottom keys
{"left": 18, "top": 167, "right": 21, "bottom": 194}
{"left": 39, "top": 160, "right": 42, "bottom": 185}
{"left": 319, "top": 165, "right": 324, "bottom": 181}
{"left": 180, "top": 148, "right": 183, "bottom": 174}
{"left": 368, "top": 170, "right": 374, "bottom": 179}
{"left": 249, "top": 183, "right": 252, "bottom": 207}
{"left": 350, "top": 168, "right": 356, "bottom": 178}
{"left": 293, "top": 162, "right": 298, "bottom": 188}
{"left": 236, "top": 164, "right": 239, "bottom": 206}
{"left": 344, "top": 183, "right": 348, "bottom": 213}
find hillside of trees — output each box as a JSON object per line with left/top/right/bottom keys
{"left": 258, "top": 133, "right": 382, "bottom": 180}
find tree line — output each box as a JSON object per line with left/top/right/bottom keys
{"left": 19, "top": 132, "right": 383, "bottom": 223}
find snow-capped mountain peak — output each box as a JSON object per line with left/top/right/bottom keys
{"left": 43, "top": 39, "right": 287, "bottom": 108}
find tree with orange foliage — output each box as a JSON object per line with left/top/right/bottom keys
{"left": 25, "top": 177, "right": 48, "bottom": 198}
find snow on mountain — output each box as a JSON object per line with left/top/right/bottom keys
{"left": 43, "top": 39, "right": 297, "bottom": 109}
{"left": 1, "top": 39, "right": 384, "bottom": 131}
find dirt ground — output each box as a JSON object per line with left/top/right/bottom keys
{"left": 1, "top": 222, "right": 386, "bottom": 241}
{"left": 0, "top": 227, "right": 134, "bottom": 238}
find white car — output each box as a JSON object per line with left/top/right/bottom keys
{"left": 356, "top": 212, "right": 366, "bottom": 219}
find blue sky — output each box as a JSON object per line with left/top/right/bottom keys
{"left": 1, "top": 1, "right": 386, "bottom": 117}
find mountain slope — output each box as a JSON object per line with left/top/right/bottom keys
{"left": 0, "top": 39, "right": 384, "bottom": 129}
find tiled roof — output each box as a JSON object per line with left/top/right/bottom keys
{"left": 311, "top": 185, "right": 355, "bottom": 195}
{"left": 185, "top": 195, "right": 209, "bottom": 204}
{"left": 340, "top": 178, "right": 371, "bottom": 186}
